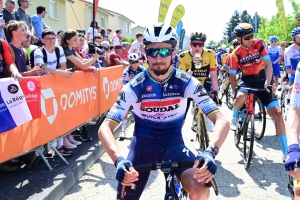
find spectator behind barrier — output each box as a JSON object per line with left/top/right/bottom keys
{"left": 129, "top": 32, "right": 143, "bottom": 54}
{"left": 85, "top": 20, "right": 98, "bottom": 42}
{"left": 108, "top": 45, "right": 114, "bottom": 53}
{"left": 33, "top": 28, "right": 73, "bottom": 78}
{"left": 75, "top": 32, "right": 88, "bottom": 59}
{"left": 112, "top": 29, "right": 122, "bottom": 46}
{"left": 31, "top": 6, "right": 49, "bottom": 46}
{"left": 7, "top": 20, "right": 42, "bottom": 76}
{"left": 93, "top": 35, "right": 109, "bottom": 67}
{"left": 60, "top": 29, "right": 100, "bottom": 77}
{"left": 108, "top": 44, "right": 128, "bottom": 67}
{"left": 119, "top": 42, "right": 130, "bottom": 61}
{"left": 0, "top": 0, "right": 6, "bottom": 40}
{"left": 100, "top": 28, "right": 105, "bottom": 39}
{"left": 22, "top": 29, "right": 37, "bottom": 57}
{"left": 2, "top": 0, "right": 20, "bottom": 43}
{"left": 104, "top": 28, "right": 111, "bottom": 41}
{"left": 55, "top": 30, "right": 63, "bottom": 47}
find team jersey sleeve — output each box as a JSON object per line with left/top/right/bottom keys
{"left": 258, "top": 39, "right": 270, "bottom": 60}
{"left": 105, "top": 84, "right": 137, "bottom": 125}
{"left": 184, "top": 77, "right": 220, "bottom": 117}
{"left": 178, "top": 53, "right": 187, "bottom": 72}
{"left": 224, "top": 54, "right": 231, "bottom": 67}
{"left": 278, "top": 47, "right": 282, "bottom": 56}
{"left": 230, "top": 52, "right": 239, "bottom": 74}
{"left": 122, "top": 68, "right": 129, "bottom": 84}
{"left": 210, "top": 50, "right": 217, "bottom": 72}
{"left": 58, "top": 46, "right": 67, "bottom": 64}
{"left": 285, "top": 50, "right": 292, "bottom": 69}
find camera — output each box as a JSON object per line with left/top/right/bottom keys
{"left": 88, "top": 43, "right": 106, "bottom": 55}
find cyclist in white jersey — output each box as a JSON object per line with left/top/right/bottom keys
{"left": 98, "top": 23, "right": 229, "bottom": 200}
{"left": 284, "top": 28, "right": 300, "bottom": 107}
{"left": 285, "top": 28, "right": 300, "bottom": 196}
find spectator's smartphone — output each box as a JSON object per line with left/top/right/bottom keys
{"left": 40, "top": 63, "right": 47, "bottom": 69}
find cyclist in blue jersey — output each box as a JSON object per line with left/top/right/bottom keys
{"left": 268, "top": 36, "right": 282, "bottom": 92}
{"left": 284, "top": 28, "right": 300, "bottom": 107}
{"left": 98, "top": 23, "right": 230, "bottom": 200}
{"left": 120, "top": 53, "right": 145, "bottom": 139}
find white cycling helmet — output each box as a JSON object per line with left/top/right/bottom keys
{"left": 143, "top": 23, "right": 178, "bottom": 47}
{"left": 221, "top": 44, "right": 227, "bottom": 50}
{"left": 128, "top": 53, "right": 139, "bottom": 62}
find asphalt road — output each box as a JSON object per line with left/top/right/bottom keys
{"left": 63, "top": 97, "right": 291, "bottom": 200}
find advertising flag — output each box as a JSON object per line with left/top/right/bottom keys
{"left": 170, "top": 5, "right": 185, "bottom": 28}
{"left": 276, "top": 0, "right": 288, "bottom": 37}
{"left": 0, "top": 78, "right": 32, "bottom": 133}
{"left": 158, "top": 0, "right": 173, "bottom": 23}
{"left": 176, "top": 20, "right": 183, "bottom": 39}
{"left": 20, "top": 77, "right": 41, "bottom": 119}
{"left": 179, "top": 29, "right": 185, "bottom": 50}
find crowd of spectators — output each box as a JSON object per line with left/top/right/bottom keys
{"left": 0, "top": 0, "right": 149, "bottom": 172}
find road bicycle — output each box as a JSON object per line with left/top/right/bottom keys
{"left": 191, "top": 102, "right": 210, "bottom": 152}
{"left": 226, "top": 71, "right": 242, "bottom": 110}
{"left": 233, "top": 87, "right": 269, "bottom": 169}
{"left": 121, "top": 159, "right": 219, "bottom": 200}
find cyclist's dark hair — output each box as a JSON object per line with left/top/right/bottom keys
{"left": 36, "top": 6, "right": 46, "bottom": 14}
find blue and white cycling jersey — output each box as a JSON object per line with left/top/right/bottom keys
{"left": 107, "top": 68, "right": 220, "bottom": 139}
{"left": 268, "top": 46, "right": 282, "bottom": 66}
{"left": 122, "top": 65, "right": 145, "bottom": 84}
{"left": 284, "top": 45, "right": 300, "bottom": 82}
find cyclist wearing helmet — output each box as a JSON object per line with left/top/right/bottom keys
{"left": 268, "top": 36, "right": 282, "bottom": 91}
{"left": 278, "top": 41, "right": 287, "bottom": 91}
{"left": 282, "top": 27, "right": 300, "bottom": 107}
{"left": 284, "top": 28, "right": 300, "bottom": 197}
{"left": 179, "top": 32, "right": 219, "bottom": 119}
{"left": 216, "top": 44, "right": 227, "bottom": 65}
{"left": 229, "top": 23, "right": 287, "bottom": 160}
{"left": 120, "top": 53, "right": 146, "bottom": 139}
{"left": 98, "top": 23, "right": 229, "bottom": 200}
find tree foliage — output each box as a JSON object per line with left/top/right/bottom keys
{"left": 256, "top": 0, "right": 300, "bottom": 42}
{"left": 223, "top": 10, "right": 256, "bottom": 44}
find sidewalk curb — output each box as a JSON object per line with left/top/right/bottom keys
{"left": 29, "top": 114, "right": 134, "bottom": 200}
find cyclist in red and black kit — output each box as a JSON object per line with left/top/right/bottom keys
{"left": 229, "top": 23, "right": 288, "bottom": 161}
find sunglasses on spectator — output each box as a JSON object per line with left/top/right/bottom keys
{"left": 145, "top": 48, "right": 174, "bottom": 58}
{"left": 191, "top": 42, "right": 205, "bottom": 47}
{"left": 271, "top": 41, "right": 277, "bottom": 43}
{"left": 243, "top": 34, "right": 254, "bottom": 40}
{"left": 130, "top": 61, "right": 139, "bottom": 64}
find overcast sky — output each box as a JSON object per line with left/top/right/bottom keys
{"left": 95, "top": 0, "right": 295, "bottom": 41}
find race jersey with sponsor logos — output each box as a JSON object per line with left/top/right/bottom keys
{"left": 106, "top": 68, "right": 220, "bottom": 139}
{"left": 221, "top": 53, "right": 228, "bottom": 66}
{"left": 284, "top": 45, "right": 300, "bottom": 83}
{"left": 230, "top": 39, "right": 270, "bottom": 82}
{"left": 122, "top": 65, "right": 145, "bottom": 84}
{"left": 268, "top": 45, "right": 282, "bottom": 66}
{"left": 178, "top": 49, "right": 217, "bottom": 85}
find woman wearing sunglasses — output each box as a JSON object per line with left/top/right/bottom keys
{"left": 229, "top": 23, "right": 287, "bottom": 161}
{"left": 99, "top": 23, "right": 229, "bottom": 200}
{"left": 120, "top": 53, "right": 145, "bottom": 139}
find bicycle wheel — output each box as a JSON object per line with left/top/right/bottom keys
{"left": 254, "top": 99, "right": 266, "bottom": 140}
{"left": 243, "top": 113, "right": 255, "bottom": 169}
{"left": 226, "top": 83, "right": 233, "bottom": 110}
{"left": 197, "top": 113, "right": 209, "bottom": 152}
{"left": 281, "top": 85, "right": 289, "bottom": 121}
{"left": 234, "top": 123, "right": 242, "bottom": 147}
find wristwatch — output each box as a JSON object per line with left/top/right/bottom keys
{"left": 208, "top": 144, "right": 219, "bottom": 156}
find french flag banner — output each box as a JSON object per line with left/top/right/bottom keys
{"left": 19, "top": 77, "right": 41, "bottom": 119}
{"left": 0, "top": 78, "right": 32, "bottom": 133}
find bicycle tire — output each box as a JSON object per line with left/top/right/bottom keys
{"left": 243, "top": 113, "right": 255, "bottom": 169}
{"left": 288, "top": 175, "right": 294, "bottom": 200}
{"left": 254, "top": 99, "right": 266, "bottom": 140}
{"left": 226, "top": 83, "right": 233, "bottom": 110}
{"left": 198, "top": 113, "right": 209, "bottom": 152}
{"left": 234, "top": 128, "right": 242, "bottom": 147}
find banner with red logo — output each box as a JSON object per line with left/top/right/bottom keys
{"left": 0, "top": 78, "right": 32, "bottom": 133}
{"left": 20, "top": 77, "right": 41, "bottom": 119}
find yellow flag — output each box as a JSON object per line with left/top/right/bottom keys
{"left": 276, "top": 0, "right": 288, "bottom": 37}
{"left": 170, "top": 5, "right": 185, "bottom": 28}
{"left": 158, "top": 0, "right": 173, "bottom": 23}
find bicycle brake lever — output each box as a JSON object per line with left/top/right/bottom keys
{"left": 124, "top": 165, "right": 137, "bottom": 195}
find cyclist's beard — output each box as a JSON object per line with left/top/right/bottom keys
{"left": 150, "top": 62, "right": 171, "bottom": 76}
